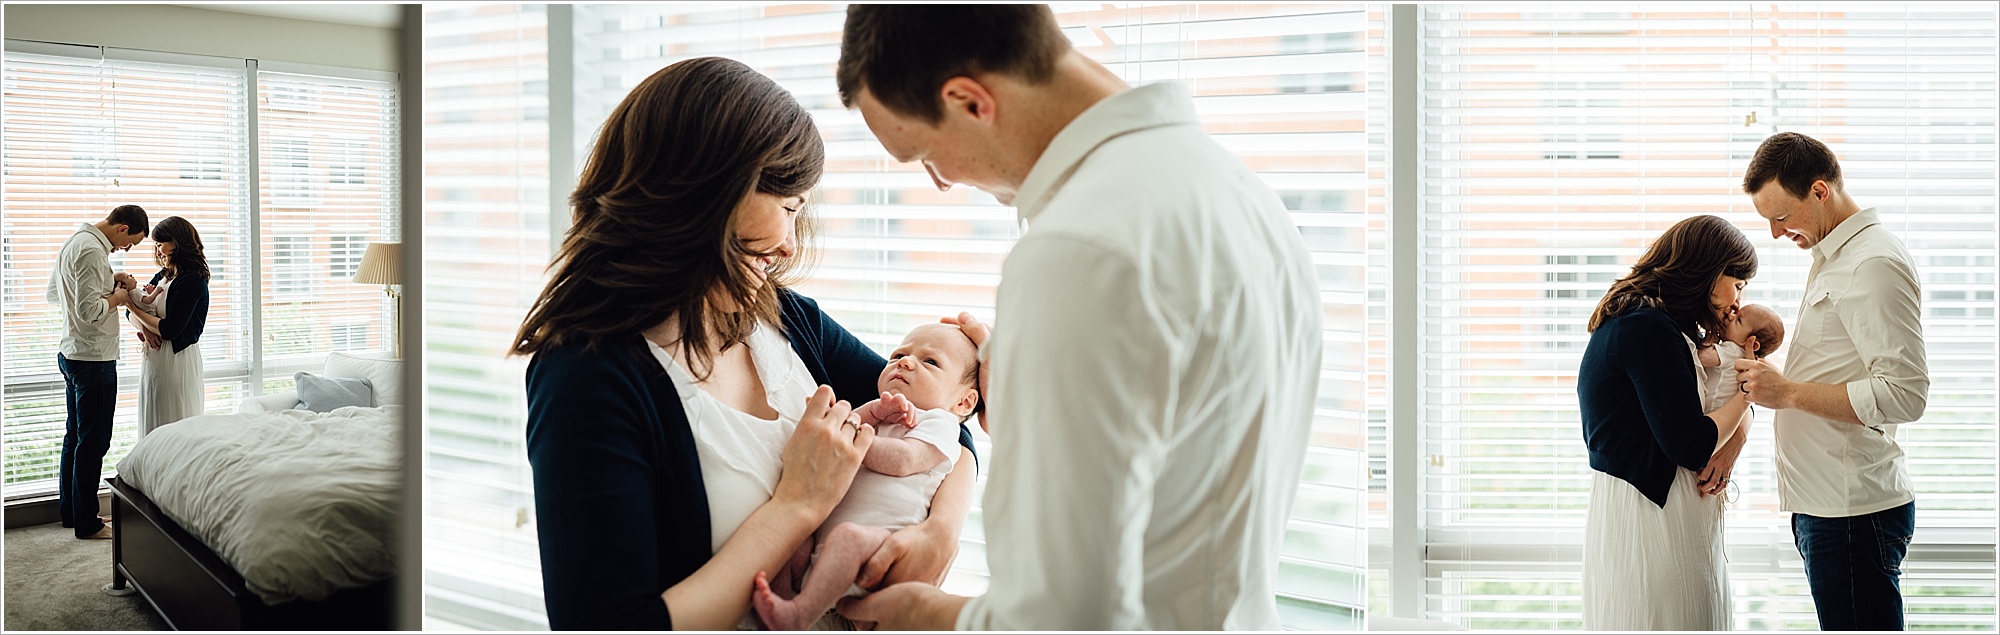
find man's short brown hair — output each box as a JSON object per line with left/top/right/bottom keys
{"left": 105, "top": 204, "right": 150, "bottom": 236}
{"left": 1743, "top": 131, "right": 1842, "bottom": 199}
{"left": 837, "top": 5, "right": 1070, "bottom": 124}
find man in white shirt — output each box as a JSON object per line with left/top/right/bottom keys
{"left": 830, "top": 6, "right": 1321, "bottom": 630}
{"left": 1735, "top": 132, "right": 1926, "bottom": 630}
{"left": 46, "top": 204, "right": 149, "bottom": 540}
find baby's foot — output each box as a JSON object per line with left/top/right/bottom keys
{"left": 751, "top": 571, "right": 811, "bottom": 631}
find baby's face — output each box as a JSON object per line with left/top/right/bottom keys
{"left": 878, "top": 324, "right": 979, "bottom": 415}
{"left": 1721, "top": 310, "right": 1754, "bottom": 344}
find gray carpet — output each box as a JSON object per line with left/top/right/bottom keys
{"left": 4, "top": 521, "right": 167, "bottom": 631}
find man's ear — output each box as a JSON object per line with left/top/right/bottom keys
{"left": 939, "top": 76, "right": 997, "bottom": 124}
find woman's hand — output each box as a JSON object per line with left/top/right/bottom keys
{"left": 771, "top": 385, "right": 875, "bottom": 519}
{"left": 1697, "top": 403, "right": 1751, "bottom": 497}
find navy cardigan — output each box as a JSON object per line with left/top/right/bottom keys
{"left": 143, "top": 270, "right": 209, "bottom": 353}
{"left": 1578, "top": 307, "right": 1719, "bottom": 508}
{"left": 524, "top": 289, "right": 976, "bottom": 630}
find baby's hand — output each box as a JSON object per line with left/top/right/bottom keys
{"left": 853, "top": 392, "right": 919, "bottom": 429}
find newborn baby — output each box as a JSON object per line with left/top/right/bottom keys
{"left": 129, "top": 283, "right": 164, "bottom": 318}
{"left": 1697, "top": 303, "right": 1784, "bottom": 412}
{"left": 751, "top": 323, "right": 980, "bottom": 630}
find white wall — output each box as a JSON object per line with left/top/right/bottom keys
{"left": 3, "top": 3, "right": 397, "bottom": 71}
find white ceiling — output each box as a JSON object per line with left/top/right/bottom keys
{"left": 170, "top": 4, "right": 404, "bottom": 29}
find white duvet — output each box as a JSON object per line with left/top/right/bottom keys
{"left": 115, "top": 405, "right": 401, "bottom": 605}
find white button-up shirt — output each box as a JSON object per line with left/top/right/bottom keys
{"left": 1775, "top": 208, "right": 1926, "bottom": 517}
{"left": 956, "top": 82, "right": 1322, "bottom": 630}
{"left": 45, "top": 223, "right": 122, "bottom": 361}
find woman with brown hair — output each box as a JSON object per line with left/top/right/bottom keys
{"left": 124, "top": 215, "right": 210, "bottom": 437}
{"left": 1578, "top": 214, "right": 1757, "bottom": 630}
{"left": 514, "top": 57, "right": 978, "bottom": 630}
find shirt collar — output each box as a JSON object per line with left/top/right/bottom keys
{"left": 1011, "top": 81, "right": 1200, "bottom": 224}
{"left": 80, "top": 223, "right": 113, "bottom": 252}
{"left": 1811, "top": 207, "right": 1879, "bottom": 262}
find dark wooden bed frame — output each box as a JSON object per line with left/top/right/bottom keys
{"left": 106, "top": 476, "right": 397, "bottom": 630}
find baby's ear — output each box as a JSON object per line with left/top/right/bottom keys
{"left": 1747, "top": 335, "right": 1762, "bottom": 356}
{"left": 954, "top": 386, "right": 980, "bottom": 418}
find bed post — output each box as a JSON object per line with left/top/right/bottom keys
{"left": 101, "top": 477, "right": 137, "bottom": 597}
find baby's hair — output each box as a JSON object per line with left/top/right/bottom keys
{"left": 1737, "top": 304, "right": 1785, "bottom": 359}
{"left": 1748, "top": 321, "right": 1783, "bottom": 359}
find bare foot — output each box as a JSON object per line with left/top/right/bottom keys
{"left": 751, "top": 570, "right": 810, "bottom": 631}
{"left": 80, "top": 526, "right": 113, "bottom": 540}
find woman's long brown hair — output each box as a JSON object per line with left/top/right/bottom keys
{"left": 512, "top": 57, "right": 823, "bottom": 377}
{"left": 1588, "top": 214, "right": 1758, "bottom": 342}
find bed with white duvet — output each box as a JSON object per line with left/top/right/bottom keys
{"left": 114, "top": 404, "right": 401, "bottom": 605}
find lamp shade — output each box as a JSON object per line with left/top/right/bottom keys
{"left": 353, "top": 242, "right": 403, "bottom": 285}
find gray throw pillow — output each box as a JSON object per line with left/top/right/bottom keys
{"left": 294, "top": 372, "right": 375, "bottom": 413}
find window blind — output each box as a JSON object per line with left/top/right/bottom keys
{"left": 1409, "top": 4, "right": 1996, "bottom": 629}
{"left": 418, "top": 4, "right": 553, "bottom": 630}
{"left": 257, "top": 69, "right": 401, "bottom": 386}
{"left": 2, "top": 44, "right": 253, "bottom": 495}
{"left": 1362, "top": 6, "right": 1392, "bottom": 618}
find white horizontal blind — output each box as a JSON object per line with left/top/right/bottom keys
{"left": 1416, "top": 4, "right": 1997, "bottom": 629}
{"left": 493, "top": 2, "right": 1364, "bottom": 629}
{"left": 2, "top": 45, "right": 253, "bottom": 495}
{"left": 418, "top": 3, "right": 552, "bottom": 630}
{"left": 257, "top": 70, "right": 401, "bottom": 389}
{"left": 1362, "top": 5, "right": 1392, "bottom": 617}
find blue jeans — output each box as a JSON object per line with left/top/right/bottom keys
{"left": 57, "top": 353, "right": 116, "bottom": 538}
{"left": 1792, "top": 501, "right": 1917, "bottom": 631}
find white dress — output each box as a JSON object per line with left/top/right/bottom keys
{"left": 136, "top": 278, "right": 205, "bottom": 438}
{"left": 1581, "top": 334, "right": 1730, "bottom": 630}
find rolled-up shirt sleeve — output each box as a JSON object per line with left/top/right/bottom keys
{"left": 1839, "top": 256, "right": 1929, "bottom": 426}
{"left": 957, "top": 234, "right": 1170, "bottom": 630}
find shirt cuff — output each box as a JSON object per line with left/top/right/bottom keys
{"left": 955, "top": 594, "right": 986, "bottom": 631}
{"left": 1846, "top": 378, "right": 1883, "bottom": 427}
